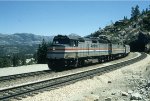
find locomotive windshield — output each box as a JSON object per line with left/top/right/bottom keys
{"left": 53, "top": 39, "right": 70, "bottom": 44}
{"left": 53, "top": 35, "right": 70, "bottom": 45}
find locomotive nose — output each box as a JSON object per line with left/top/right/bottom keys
{"left": 47, "top": 45, "right": 65, "bottom": 59}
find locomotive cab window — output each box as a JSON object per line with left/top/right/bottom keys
{"left": 53, "top": 38, "right": 70, "bottom": 45}
{"left": 70, "top": 40, "right": 78, "bottom": 47}
{"left": 92, "top": 40, "right": 97, "bottom": 43}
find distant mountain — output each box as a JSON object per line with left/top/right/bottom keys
{"left": 0, "top": 33, "right": 54, "bottom": 56}
{"left": 0, "top": 33, "right": 53, "bottom": 46}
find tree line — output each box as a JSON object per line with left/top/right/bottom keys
{"left": 0, "top": 54, "right": 27, "bottom": 68}
{"left": 0, "top": 39, "right": 50, "bottom": 68}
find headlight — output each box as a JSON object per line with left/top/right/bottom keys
{"left": 53, "top": 47, "right": 55, "bottom": 50}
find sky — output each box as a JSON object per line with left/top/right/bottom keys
{"left": 0, "top": 1, "right": 149, "bottom": 37}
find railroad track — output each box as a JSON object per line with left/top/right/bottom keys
{"left": 0, "top": 70, "right": 52, "bottom": 82}
{"left": 0, "top": 53, "right": 147, "bottom": 101}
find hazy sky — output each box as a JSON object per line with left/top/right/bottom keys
{"left": 0, "top": 1, "right": 149, "bottom": 36}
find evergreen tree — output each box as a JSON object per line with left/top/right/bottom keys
{"left": 20, "top": 55, "right": 26, "bottom": 65}
{"left": 145, "top": 8, "right": 148, "bottom": 13}
{"left": 33, "top": 53, "right": 37, "bottom": 63}
{"left": 37, "top": 39, "right": 48, "bottom": 64}
{"left": 12, "top": 55, "right": 19, "bottom": 67}
{"left": 142, "top": 9, "right": 146, "bottom": 15}
{"left": 0, "top": 58, "right": 3, "bottom": 68}
{"left": 3, "top": 58, "right": 10, "bottom": 67}
{"left": 143, "top": 12, "right": 150, "bottom": 31}
{"left": 123, "top": 16, "right": 128, "bottom": 20}
{"left": 131, "top": 5, "right": 140, "bottom": 21}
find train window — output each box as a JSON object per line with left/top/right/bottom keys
{"left": 70, "top": 40, "right": 78, "bottom": 47}
{"left": 75, "top": 41, "right": 78, "bottom": 47}
{"left": 92, "top": 40, "right": 97, "bottom": 43}
{"left": 98, "top": 40, "right": 107, "bottom": 43}
{"left": 79, "top": 40, "right": 85, "bottom": 42}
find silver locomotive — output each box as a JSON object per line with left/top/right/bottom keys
{"left": 47, "top": 35, "right": 130, "bottom": 70}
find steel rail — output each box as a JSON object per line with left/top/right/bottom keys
{"left": 0, "top": 70, "right": 52, "bottom": 82}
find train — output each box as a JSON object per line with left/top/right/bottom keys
{"left": 47, "top": 35, "right": 130, "bottom": 70}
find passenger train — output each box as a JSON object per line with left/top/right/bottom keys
{"left": 47, "top": 35, "right": 130, "bottom": 70}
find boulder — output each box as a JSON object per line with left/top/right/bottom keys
{"left": 105, "top": 97, "right": 111, "bottom": 101}
{"left": 127, "top": 89, "right": 133, "bottom": 94}
{"left": 84, "top": 94, "right": 99, "bottom": 101}
{"left": 111, "top": 92, "right": 116, "bottom": 95}
{"left": 147, "top": 80, "right": 150, "bottom": 87}
{"left": 121, "top": 91, "right": 128, "bottom": 96}
{"left": 130, "top": 93, "right": 142, "bottom": 100}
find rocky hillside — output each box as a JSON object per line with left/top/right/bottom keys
{"left": 89, "top": 5, "right": 150, "bottom": 52}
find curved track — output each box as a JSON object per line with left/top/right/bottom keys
{"left": 0, "top": 70, "right": 52, "bottom": 82}
{"left": 0, "top": 53, "right": 147, "bottom": 101}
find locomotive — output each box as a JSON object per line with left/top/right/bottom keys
{"left": 47, "top": 35, "right": 130, "bottom": 70}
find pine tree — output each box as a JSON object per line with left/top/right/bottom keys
{"left": 0, "top": 58, "right": 3, "bottom": 68}
{"left": 131, "top": 5, "right": 140, "bottom": 21}
{"left": 12, "top": 55, "right": 19, "bottom": 67}
{"left": 37, "top": 39, "right": 48, "bottom": 64}
{"left": 21, "top": 55, "right": 26, "bottom": 65}
{"left": 142, "top": 9, "right": 146, "bottom": 15}
{"left": 2, "top": 57, "right": 12, "bottom": 67}
{"left": 123, "top": 16, "right": 128, "bottom": 20}
{"left": 143, "top": 12, "right": 150, "bottom": 31}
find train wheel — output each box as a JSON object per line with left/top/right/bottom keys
{"left": 79, "top": 59, "right": 85, "bottom": 67}
{"left": 98, "top": 58, "right": 102, "bottom": 63}
{"left": 47, "top": 60, "right": 56, "bottom": 70}
{"left": 47, "top": 60, "right": 65, "bottom": 71}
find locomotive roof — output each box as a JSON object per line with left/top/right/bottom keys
{"left": 54, "top": 35, "right": 110, "bottom": 43}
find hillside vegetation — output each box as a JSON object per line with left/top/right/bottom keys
{"left": 0, "top": 33, "right": 53, "bottom": 68}
{"left": 89, "top": 5, "right": 150, "bottom": 52}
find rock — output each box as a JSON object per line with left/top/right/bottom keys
{"left": 84, "top": 94, "right": 99, "bottom": 101}
{"left": 105, "top": 97, "right": 111, "bottom": 101}
{"left": 111, "top": 92, "right": 116, "bottom": 95}
{"left": 127, "top": 90, "right": 133, "bottom": 94}
{"left": 91, "top": 94, "right": 99, "bottom": 101}
{"left": 121, "top": 91, "right": 128, "bottom": 96}
{"left": 145, "top": 87, "right": 149, "bottom": 90}
{"left": 147, "top": 80, "right": 150, "bottom": 87}
{"left": 130, "top": 93, "right": 142, "bottom": 100}
{"left": 139, "top": 89, "right": 145, "bottom": 94}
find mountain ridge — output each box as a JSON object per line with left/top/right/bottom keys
{"left": 0, "top": 33, "right": 53, "bottom": 46}
{"left": 0, "top": 33, "right": 54, "bottom": 56}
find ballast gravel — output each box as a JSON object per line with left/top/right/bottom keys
{"left": 19, "top": 53, "right": 150, "bottom": 101}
